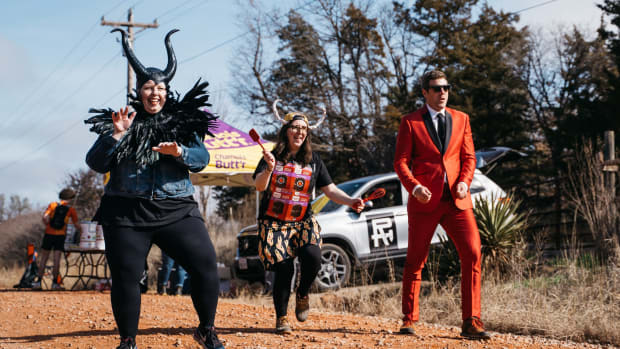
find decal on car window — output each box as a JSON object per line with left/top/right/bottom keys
{"left": 366, "top": 213, "right": 398, "bottom": 250}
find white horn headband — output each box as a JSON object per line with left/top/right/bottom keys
{"left": 271, "top": 99, "right": 327, "bottom": 130}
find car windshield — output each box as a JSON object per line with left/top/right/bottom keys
{"left": 312, "top": 179, "right": 367, "bottom": 213}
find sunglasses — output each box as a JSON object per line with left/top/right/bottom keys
{"left": 428, "top": 84, "right": 451, "bottom": 92}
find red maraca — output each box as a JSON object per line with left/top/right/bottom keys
{"left": 363, "top": 188, "right": 386, "bottom": 203}
{"left": 249, "top": 128, "right": 266, "bottom": 151}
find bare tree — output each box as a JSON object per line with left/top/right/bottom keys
{"left": 0, "top": 194, "right": 5, "bottom": 222}
{"left": 8, "top": 195, "right": 31, "bottom": 218}
{"left": 566, "top": 140, "right": 619, "bottom": 260}
{"left": 231, "top": 0, "right": 393, "bottom": 179}
{"left": 62, "top": 168, "right": 105, "bottom": 221}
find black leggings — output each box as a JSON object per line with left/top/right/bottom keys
{"left": 103, "top": 217, "right": 219, "bottom": 339}
{"left": 272, "top": 244, "right": 321, "bottom": 317}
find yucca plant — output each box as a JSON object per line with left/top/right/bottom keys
{"left": 474, "top": 191, "right": 529, "bottom": 277}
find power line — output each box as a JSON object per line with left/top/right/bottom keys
{"left": 158, "top": 0, "right": 210, "bottom": 27}
{"left": 513, "top": 0, "right": 561, "bottom": 14}
{"left": 103, "top": 0, "right": 130, "bottom": 17}
{"left": 0, "top": 30, "right": 109, "bottom": 139}
{"left": 0, "top": 0, "right": 315, "bottom": 172}
{"left": 134, "top": 0, "right": 209, "bottom": 39}
{"left": 180, "top": 32, "right": 249, "bottom": 64}
{"left": 1, "top": 0, "right": 132, "bottom": 132}
{"left": 0, "top": 87, "right": 125, "bottom": 173}
{"left": 0, "top": 21, "right": 100, "bottom": 130}
{"left": 0, "top": 51, "right": 121, "bottom": 150}
{"left": 179, "top": 0, "right": 315, "bottom": 64}
{"left": 153, "top": 0, "right": 199, "bottom": 23}
{"left": 0, "top": 6, "right": 156, "bottom": 168}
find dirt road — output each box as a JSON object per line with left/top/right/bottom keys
{"left": 0, "top": 290, "right": 614, "bottom": 349}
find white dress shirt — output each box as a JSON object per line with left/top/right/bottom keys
{"left": 426, "top": 104, "right": 445, "bottom": 136}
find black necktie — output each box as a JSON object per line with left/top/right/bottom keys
{"left": 437, "top": 113, "right": 446, "bottom": 150}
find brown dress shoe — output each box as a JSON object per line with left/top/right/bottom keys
{"left": 399, "top": 319, "right": 416, "bottom": 335}
{"left": 295, "top": 294, "right": 310, "bottom": 322}
{"left": 461, "top": 316, "right": 491, "bottom": 339}
{"left": 275, "top": 316, "right": 293, "bottom": 335}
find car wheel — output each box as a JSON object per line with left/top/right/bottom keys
{"left": 315, "top": 243, "right": 351, "bottom": 291}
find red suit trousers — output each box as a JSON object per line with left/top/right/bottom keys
{"left": 401, "top": 197, "right": 481, "bottom": 322}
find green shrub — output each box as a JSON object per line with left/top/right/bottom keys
{"left": 474, "top": 192, "right": 529, "bottom": 277}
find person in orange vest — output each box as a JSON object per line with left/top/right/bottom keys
{"left": 32, "top": 188, "right": 82, "bottom": 290}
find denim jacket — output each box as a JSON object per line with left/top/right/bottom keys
{"left": 86, "top": 133, "right": 209, "bottom": 199}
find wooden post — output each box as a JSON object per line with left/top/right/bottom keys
{"left": 126, "top": 9, "right": 134, "bottom": 99}
{"left": 603, "top": 131, "right": 616, "bottom": 196}
{"left": 101, "top": 8, "right": 158, "bottom": 103}
{"left": 602, "top": 131, "right": 618, "bottom": 236}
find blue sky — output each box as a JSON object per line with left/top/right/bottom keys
{"left": 0, "top": 0, "right": 607, "bottom": 207}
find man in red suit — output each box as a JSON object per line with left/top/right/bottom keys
{"left": 393, "top": 70, "right": 490, "bottom": 339}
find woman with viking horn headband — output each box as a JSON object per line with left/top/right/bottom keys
{"left": 253, "top": 100, "right": 364, "bottom": 334}
{"left": 85, "top": 29, "right": 224, "bottom": 349}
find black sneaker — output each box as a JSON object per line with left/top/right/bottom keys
{"left": 116, "top": 337, "right": 137, "bottom": 349}
{"left": 193, "top": 325, "right": 224, "bottom": 349}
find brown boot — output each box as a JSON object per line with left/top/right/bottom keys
{"left": 399, "top": 319, "right": 416, "bottom": 335}
{"left": 275, "top": 316, "right": 293, "bottom": 335}
{"left": 295, "top": 294, "right": 310, "bottom": 322}
{"left": 461, "top": 316, "right": 491, "bottom": 340}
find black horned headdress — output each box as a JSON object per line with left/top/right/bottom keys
{"left": 112, "top": 28, "right": 178, "bottom": 90}
{"left": 84, "top": 29, "right": 217, "bottom": 167}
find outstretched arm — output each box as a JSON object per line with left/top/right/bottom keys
{"left": 321, "top": 183, "right": 364, "bottom": 213}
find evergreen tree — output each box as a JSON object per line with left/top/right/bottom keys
{"left": 596, "top": 0, "right": 620, "bottom": 133}
{"left": 391, "top": 0, "right": 531, "bottom": 151}
{"left": 213, "top": 186, "right": 251, "bottom": 220}
{"left": 232, "top": 1, "right": 392, "bottom": 183}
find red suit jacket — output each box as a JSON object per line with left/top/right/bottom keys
{"left": 394, "top": 106, "right": 477, "bottom": 213}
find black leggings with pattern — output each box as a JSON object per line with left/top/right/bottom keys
{"left": 272, "top": 244, "right": 321, "bottom": 317}
{"left": 103, "top": 217, "right": 219, "bottom": 339}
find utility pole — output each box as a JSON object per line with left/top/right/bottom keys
{"left": 101, "top": 8, "right": 158, "bottom": 102}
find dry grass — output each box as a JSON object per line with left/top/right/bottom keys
{"left": 482, "top": 261, "right": 620, "bottom": 345}
{"left": 0, "top": 213, "right": 45, "bottom": 266}
{"left": 206, "top": 215, "right": 241, "bottom": 267}
{"left": 305, "top": 251, "right": 620, "bottom": 346}
{"left": 566, "top": 140, "right": 619, "bottom": 260}
{"left": 0, "top": 263, "right": 25, "bottom": 289}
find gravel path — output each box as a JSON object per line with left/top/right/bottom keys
{"left": 0, "top": 290, "right": 616, "bottom": 349}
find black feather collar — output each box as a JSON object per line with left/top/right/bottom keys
{"left": 85, "top": 79, "right": 217, "bottom": 167}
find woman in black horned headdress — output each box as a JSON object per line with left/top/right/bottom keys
{"left": 85, "top": 29, "right": 224, "bottom": 349}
